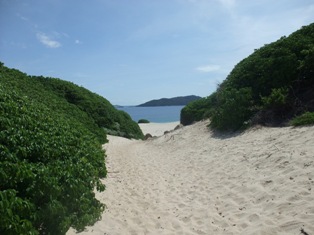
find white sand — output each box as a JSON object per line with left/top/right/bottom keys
{"left": 67, "top": 120, "right": 314, "bottom": 235}
{"left": 139, "top": 121, "right": 180, "bottom": 137}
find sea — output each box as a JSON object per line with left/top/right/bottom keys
{"left": 117, "top": 106, "right": 185, "bottom": 123}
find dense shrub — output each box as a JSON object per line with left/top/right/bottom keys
{"left": 0, "top": 86, "right": 106, "bottom": 234}
{"left": 209, "top": 88, "right": 253, "bottom": 131}
{"left": 180, "top": 93, "right": 217, "bottom": 125}
{"left": 138, "top": 119, "right": 150, "bottom": 123}
{"left": 0, "top": 63, "right": 143, "bottom": 140}
{"left": 181, "top": 23, "right": 314, "bottom": 130}
{"left": 37, "top": 77, "right": 143, "bottom": 140}
{"left": 0, "top": 62, "right": 144, "bottom": 233}
{"left": 261, "top": 87, "right": 289, "bottom": 110}
{"left": 290, "top": 112, "right": 314, "bottom": 126}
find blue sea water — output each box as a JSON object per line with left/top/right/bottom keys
{"left": 117, "top": 106, "right": 185, "bottom": 123}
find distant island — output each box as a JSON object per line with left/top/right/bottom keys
{"left": 137, "top": 95, "right": 202, "bottom": 107}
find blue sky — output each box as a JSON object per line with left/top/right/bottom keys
{"left": 1, "top": 0, "right": 314, "bottom": 105}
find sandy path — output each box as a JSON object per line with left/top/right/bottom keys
{"left": 67, "top": 121, "right": 314, "bottom": 235}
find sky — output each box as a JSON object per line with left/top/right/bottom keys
{"left": 1, "top": 0, "right": 314, "bottom": 105}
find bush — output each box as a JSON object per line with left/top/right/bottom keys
{"left": 290, "top": 112, "right": 314, "bottom": 126}
{"left": 0, "top": 63, "right": 143, "bottom": 141}
{"left": 261, "top": 87, "right": 289, "bottom": 110}
{"left": 138, "top": 119, "right": 150, "bottom": 123}
{"left": 210, "top": 88, "right": 253, "bottom": 131}
{"left": 0, "top": 62, "right": 144, "bottom": 233}
{"left": 181, "top": 23, "right": 314, "bottom": 131}
{"left": 180, "top": 93, "right": 217, "bottom": 125}
{"left": 0, "top": 87, "right": 106, "bottom": 234}
{"left": 34, "top": 77, "right": 143, "bottom": 140}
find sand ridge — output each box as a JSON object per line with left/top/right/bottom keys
{"left": 139, "top": 121, "right": 180, "bottom": 137}
{"left": 67, "top": 120, "right": 314, "bottom": 235}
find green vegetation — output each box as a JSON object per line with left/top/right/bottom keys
{"left": 181, "top": 23, "right": 314, "bottom": 130}
{"left": 180, "top": 94, "right": 216, "bottom": 125}
{"left": 138, "top": 119, "right": 150, "bottom": 123}
{"left": 138, "top": 95, "right": 201, "bottom": 107}
{"left": 0, "top": 63, "right": 143, "bottom": 234}
{"left": 290, "top": 112, "right": 314, "bottom": 126}
{"left": 209, "top": 88, "right": 253, "bottom": 130}
{"left": 0, "top": 63, "right": 143, "bottom": 140}
{"left": 0, "top": 87, "right": 105, "bottom": 234}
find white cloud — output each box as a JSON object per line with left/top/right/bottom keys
{"left": 36, "top": 32, "right": 61, "bottom": 48}
{"left": 75, "top": 39, "right": 81, "bottom": 44}
{"left": 196, "top": 64, "right": 220, "bottom": 73}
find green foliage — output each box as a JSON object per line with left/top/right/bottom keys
{"left": 261, "top": 87, "right": 289, "bottom": 110}
{"left": 0, "top": 86, "right": 106, "bottom": 234}
{"left": 0, "top": 190, "right": 37, "bottom": 235}
{"left": 181, "top": 23, "right": 314, "bottom": 130}
{"left": 0, "top": 63, "right": 143, "bottom": 141}
{"left": 180, "top": 93, "right": 216, "bottom": 125}
{"left": 0, "top": 62, "right": 143, "bottom": 234}
{"left": 210, "top": 88, "right": 253, "bottom": 131}
{"left": 290, "top": 112, "right": 314, "bottom": 126}
{"left": 36, "top": 77, "right": 143, "bottom": 139}
{"left": 138, "top": 119, "right": 150, "bottom": 123}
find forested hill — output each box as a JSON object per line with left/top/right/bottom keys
{"left": 137, "top": 95, "right": 201, "bottom": 107}
{"left": 181, "top": 22, "right": 314, "bottom": 129}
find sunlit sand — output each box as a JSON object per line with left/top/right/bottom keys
{"left": 67, "top": 120, "right": 314, "bottom": 235}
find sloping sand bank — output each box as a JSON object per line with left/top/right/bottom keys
{"left": 139, "top": 121, "right": 180, "bottom": 137}
{"left": 67, "top": 121, "right": 314, "bottom": 235}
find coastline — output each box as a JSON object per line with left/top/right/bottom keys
{"left": 118, "top": 105, "right": 184, "bottom": 124}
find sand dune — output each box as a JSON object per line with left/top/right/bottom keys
{"left": 139, "top": 121, "right": 180, "bottom": 137}
{"left": 67, "top": 120, "right": 314, "bottom": 235}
